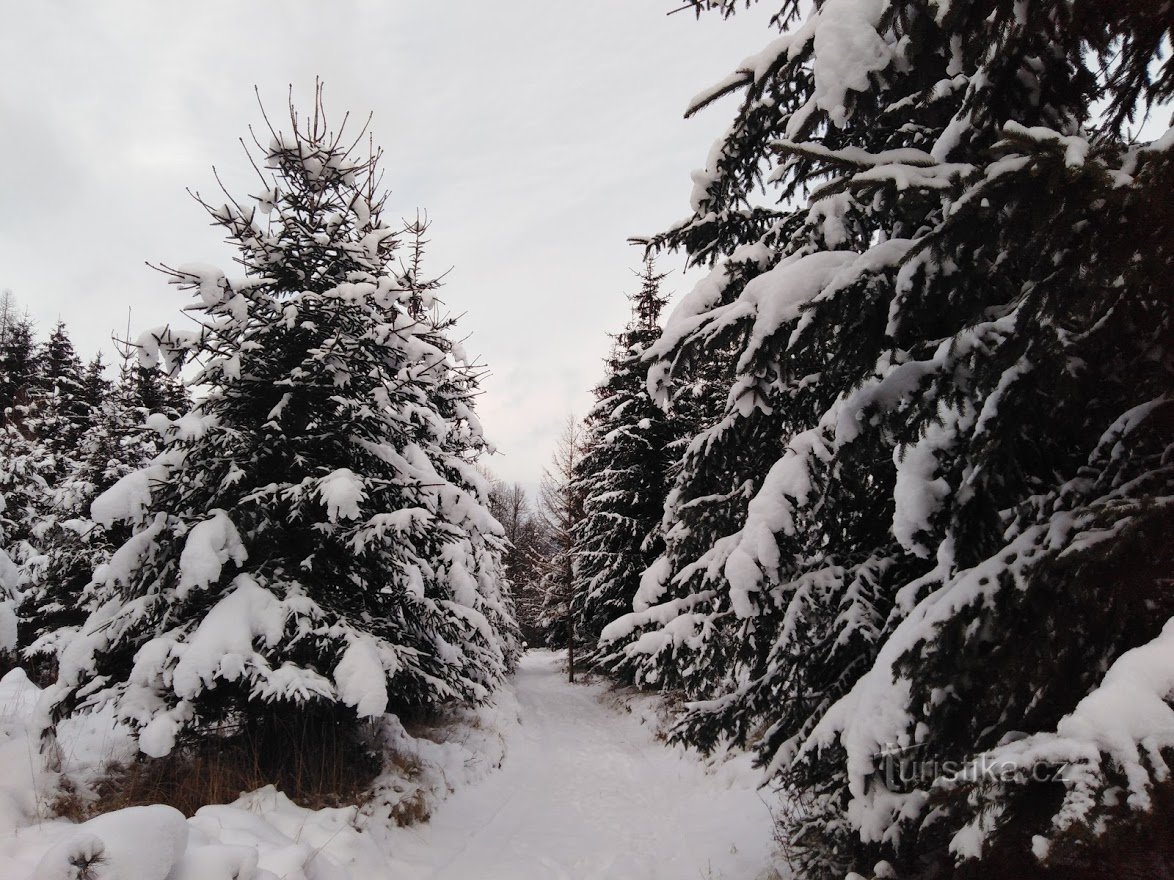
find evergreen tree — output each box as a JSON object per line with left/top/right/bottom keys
{"left": 0, "top": 313, "right": 51, "bottom": 567}
{"left": 45, "top": 91, "right": 518, "bottom": 762}
{"left": 603, "top": 1, "right": 1172, "bottom": 876}
{"left": 25, "top": 321, "right": 92, "bottom": 482}
{"left": 17, "top": 346, "right": 172, "bottom": 672}
{"left": 536, "top": 416, "right": 586, "bottom": 652}
{"left": 0, "top": 315, "right": 39, "bottom": 423}
{"left": 10, "top": 329, "right": 116, "bottom": 670}
{"left": 39, "top": 322, "right": 85, "bottom": 397}
{"left": 80, "top": 354, "right": 112, "bottom": 415}
{"left": 0, "top": 300, "right": 48, "bottom": 660}
{"left": 0, "top": 423, "right": 47, "bottom": 661}
{"left": 0, "top": 436, "right": 44, "bottom": 545}
{"left": 126, "top": 362, "right": 189, "bottom": 418}
{"left": 571, "top": 259, "right": 677, "bottom": 662}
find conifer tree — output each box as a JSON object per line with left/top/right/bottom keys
{"left": 80, "top": 354, "right": 112, "bottom": 415}
{"left": 0, "top": 304, "right": 48, "bottom": 652}
{"left": 25, "top": 321, "right": 92, "bottom": 482}
{"left": 0, "top": 422, "right": 46, "bottom": 659}
{"left": 571, "top": 259, "right": 677, "bottom": 661}
{"left": 44, "top": 91, "right": 518, "bottom": 761}
{"left": 536, "top": 416, "right": 586, "bottom": 654}
{"left": 0, "top": 315, "right": 38, "bottom": 422}
{"left": 17, "top": 346, "right": 176, "bottom": 671}
{"left": 39, "top": 322, "right": 85, "bottom": 397}
{"left": 602, "top": 1, "right": 1172, "bottom": 875}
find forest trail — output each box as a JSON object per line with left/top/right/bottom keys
{"left": 388, "top": 650, "right": 785, "bottom": 880}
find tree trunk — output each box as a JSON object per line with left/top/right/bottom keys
{"left": 567, "top": 619, "right": 575, "bottom": 683}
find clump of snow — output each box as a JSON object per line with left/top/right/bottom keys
{"left": 334, "top": 636, "right": 390, "bottom": 718}
{"left": 1002, "top": 121, "right": 1090, "bottom": 168}
{"left": 891, "top": 402, "right": 973, "bottom": 557}
{"left": 90, "top": 464, "right": 168, "bottom": 528}
{"left": 0, "top": 603, "right": 15, "bottom": 654}
{"left": 810, "top": 0, "right": 893, "bottom": 128}
{"left": 0, "top": 547, "right": 19, "bottom": 593}
{"left": 732, "top": 250, "right": 859, "bottom": 373}
{"left": 177, "top": 509, "right": 248, "bottom": 598}
{"left": 175, "top": 263, "right": 229, "bottom": 307}
{"left": 316, "top": 468, "right": 366, "bottom": 521}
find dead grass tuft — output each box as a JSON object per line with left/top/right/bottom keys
{"left": 82, "top": 707, "right": 382, "bottom": 819}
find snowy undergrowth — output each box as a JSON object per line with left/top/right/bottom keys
{"left": 0, "top": 667, "right": 520, "bottom": 880}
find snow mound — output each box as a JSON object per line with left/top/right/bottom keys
{"left": 1, "top": 665, "right": 520, "bottom": 880}
{"left": 33, "top": 805, "right": 189, "bottom": 880}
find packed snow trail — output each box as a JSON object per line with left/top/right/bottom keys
{"left": 387, "top": 650, "right": 784, "bottom": 880}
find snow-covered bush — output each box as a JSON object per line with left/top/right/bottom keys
{"left": 601, "top": 1, "right": 1173, "bottom": 875}
{"left": 42, "top": 90, "right": 519, "bottom": 772}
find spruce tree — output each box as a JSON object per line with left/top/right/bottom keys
{"left": 45, "top": 92, "right": 518, "bottom": 762}
{"left": 536, "top": 416, "right": 586, "bottom": 652}
{"left": 17, "top": 348, "right": 172, "bottom": 671}
{"left": 0, "top": 421, "right": 46, "bottom": 659}
{"left": 0, "top": 313, "right": 48, "bottom": 603}
{"left": 0, "top": 315, "right": 38, "bottom": 423}
{"left": 25, "top": 321, "right": 92, "bottom": 483}
{"left": 571, "top": 259, "right": 677, "bottom": 662}
{"left": 39, "top": 322, "right": 85, "bottom": 396}
{"left": 0, "top": 415, "right": 50, "bottom": 665}
{"left": 602, "top": 1, "right": 1172, "bottom": 876}
{"left": 80, "top": 354, "right": 112, "bottom": 416}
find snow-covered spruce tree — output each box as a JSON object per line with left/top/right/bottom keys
{"left": 0, "top": 313, "right": 38, "bottom": 423}
{"left": 601, "top": 1, "right": 1172, "bottom": 876}
{"left": 9, "top": 325, "right": 102, "bottom": 598}
{"left": 571, "top": 259, "right": 678, "bottom": 662}
{"left": 44, "top": 94, "right": 519, "bottom": 767}
{"left": 80, "top": 354, "right": 112, "bottom": 414}
{"left": 536, "top": 416, "right": 586, "bottom": 651}
{"left": 0, "top": 349, "right": 52, "bottom": 583}
{"left": 33, "top": 322, "right": 93, "bottom": 461}
{"left": 17, "top": 348, "right": 185, "bottom": 674}
{"left": 0, "top": 424, "right": 44, "bottom": 661}
{"left": 0, "top": 299, "right": 45, "bottom": 658}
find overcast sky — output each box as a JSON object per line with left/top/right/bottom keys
{"left": 0, "top": 1, "right": 775, "bottom": 493}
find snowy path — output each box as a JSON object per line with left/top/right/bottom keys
{"left": 387, "top": 651, "right": 783, "bottom": 880}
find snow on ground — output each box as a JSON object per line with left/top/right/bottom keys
{"left": 382, "top": 650, "right": 786, "bottom": 879}
{"left": 1, "top": 651, "right": 786, "bottom": 880}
